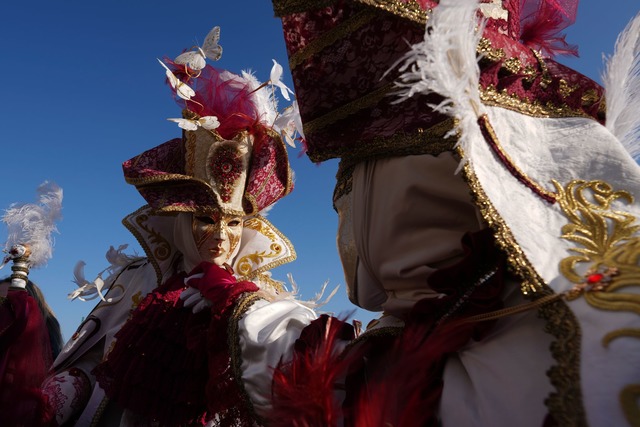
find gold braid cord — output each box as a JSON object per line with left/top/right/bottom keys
{"left": 462, "top": 160, "right": 586, "bottom": 425}
{"left": 554, "top": 179, "right": 640, "bottom": 426}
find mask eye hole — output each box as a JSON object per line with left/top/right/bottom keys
{"left": 196, "top": 216, "right": 217, "bottom": 225}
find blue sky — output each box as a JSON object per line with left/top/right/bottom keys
{"left": 1, "top": 0, "right": 638, "bottom": 340}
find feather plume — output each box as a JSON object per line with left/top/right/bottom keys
{"left": 69, "top": 245, "right": 143, "bottom": 301}
{"left": 394, "top": 0, "right": 485, "bottom": 168}
{"left": 602, "top": 12, "right": 640, "bottom": 161}
{"left": 2, "top": 181, "right": 63, "bottom": 268}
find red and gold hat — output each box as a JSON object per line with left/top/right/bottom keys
{"left": 123, "top": 57, "right": 295, "bottom": 217}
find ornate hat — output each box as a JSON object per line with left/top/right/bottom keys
{"left": 123, "top": 38, "right": 298, "bottom": 217}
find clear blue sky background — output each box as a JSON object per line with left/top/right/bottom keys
{"left": 1, "top": 0, "right": 638, "bottom": 341}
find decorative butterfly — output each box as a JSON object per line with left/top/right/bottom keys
{"left": 174, "top": 26, "right": 223, "bottom": 71}
{"left": 158, "top": 59, "right": 195, "bottom": 100}
{"left": 167, "top": 116, "right": 220, "bottom": 131}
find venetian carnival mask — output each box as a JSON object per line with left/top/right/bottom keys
{"left": 192, "top": 213, "right": 243, "bottom": 266}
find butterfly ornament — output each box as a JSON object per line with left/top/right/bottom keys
{"left": 158, "top": 59, "right": 195, "bottom": 100}
{"left": 167, "top": 115, "right": 220, "bottom": 131}
{"left": 174, "top": 26, "right": 223, "bottom": 71}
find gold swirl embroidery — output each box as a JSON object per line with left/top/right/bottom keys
{"left": 555, "top": 179, "right": 640, "bottom": 319}
{"left": 236, "top": 243, "right": 284, "bottom": 277}
{"left": 135, "top": 214, "right": 172, "bottom": 261}
{"left": 554, "top": 179, "right": 640, "bottom": 425}
{"left": 244, "top": 217, "right": 278, "bottom": 240}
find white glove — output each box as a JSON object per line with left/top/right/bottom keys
{"left": 180, "top": 286, "right": 212, "bottom": 314}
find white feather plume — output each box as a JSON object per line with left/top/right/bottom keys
{"left": 602, "top": 12, "right": 640, "bottom": 161}
{"left": 69, "top": 244, "right": 143, "bottom": 301}
{"left": 2, "top": 181, "right": 63, "bottom": 268}
{"left": 241, "top": 69, "right": 278, "bottom": 127}
{"left": 394, "top": 0, "right": 485, "bottom": 164}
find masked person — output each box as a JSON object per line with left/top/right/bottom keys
{"left": 42, "top": 50, "right": 313, "bottom": 426}
{"left": 263, "top": 0, "right": 640, "bottom": 426}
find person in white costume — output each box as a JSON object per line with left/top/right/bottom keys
{"left": 41, "top": 45, "right": 321, "bottom": 426}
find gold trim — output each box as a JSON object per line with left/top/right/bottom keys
{"left": 478, "top": 37, "right": 505, "bottom": 62}
{"left": 554, "top": 179, "right": 640, "bottom": 421}
{"left": 463, "top": 161, "right": 586, "bottom": 425}
{"left": 228, "top": 292, "right": 264, "bottom": 424}
{"left": 353, "top": 0, "right": 429, "bottom": 24}
{"left": 333, "top": 118, "right": 456, "bottom": 202}
{"left": 273, "top": 0, "right": 429, "bottom": 23}
{"left": 461, "top": 156, "right": 546, "bottom": 295}
{"left": 303, "top": 82, "right": 396, "bottom": 136}
{"left": 536, "top": 296, "right": 587, "bottom": 426}
{"left": 122, "top": 206, "right": 174, "bottom": 286}
{"left": 272, "top": 0, "right": 336, "bottom": 16}
{"left": 236, "top": 216, "right": 297, "bottom": 281}
{"left": 289, "top": 9, "right": 378, "bottom": 70}
{"left": 480, "top": 85, "right": 597, "bottom": 119}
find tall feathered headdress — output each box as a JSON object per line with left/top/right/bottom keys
{"left": 1, "top": 181, "right": 63, "bottom": 287}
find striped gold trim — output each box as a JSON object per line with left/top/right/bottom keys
{"left": 304, "top": 82, "right": 396, "bottom": 136}
{"left": 289, "top": 9, "right": 378, "bottom": 69}
{"left": 480, "top": 85, "right": 597, "bottom": 119}
{"left": 228, "top": 292, "right": 264, "bottom": 424}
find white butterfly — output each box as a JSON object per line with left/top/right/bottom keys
{"left": 158, "top": 59, "right": 195, "bottom": 100}
{"left": 174, "top": 26, "right": 223, "bottom": 71}
{"left": 167, "top": 116, "right": 220, "bottom": 131}
{"left": 270, "top": 59, "right": 294, "bottom": 101}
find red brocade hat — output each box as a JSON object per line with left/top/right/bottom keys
{"left": 123, "top": 49, "right": 295, "bottom": 217}
{"left": 273, "top": 0, "right": 603, "bottom": 166}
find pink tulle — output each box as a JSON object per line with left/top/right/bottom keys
{"left": 519, "top": 0, "right": 579, "bottom": 57}
{"left": 0, "top": 290, "right": 55, "bottom": 426}
{"left": 164, "top": 60, "right": 264, "bottom": 140}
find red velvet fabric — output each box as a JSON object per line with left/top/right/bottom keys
{"left": 0, "top": 289, "right": 55, "bottom": 426}
{"left": 95, "top": 262, "right": 258, "bottom": 426}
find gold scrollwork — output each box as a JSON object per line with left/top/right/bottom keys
{"left": 135, "top": 214, "right": 172, "bottom": 261}
{"left": 244, "top": 218, "right": 278, "bottom": 241}
{"left": 236, "top": 243, "right": 284, "bottom": 277}
{"left": 554, "top": 179, "right": 640, "bottom": 425}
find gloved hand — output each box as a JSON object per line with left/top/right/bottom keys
{"left": 179, "top": 286, "right": 213, "bottom": 314}
{"left": 182, "top": 262, "right": 259, "bottom": 316}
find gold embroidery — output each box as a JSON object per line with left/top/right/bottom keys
{"left": 581, "top": 89, "right": 600, "bottom": 108}
{"left": 502, "top": 57, "right": 522, "bottom": 74}
{"left": 480, "top": 85, "right": 597, "bottom": 119}
{"left": 558, "top": 79, "right": 578, "bottom": 99}
{"left": 236, "top": 216, "right": 297, "bottom": 280}
{"left": 134, "top": 213, "right": 172, "bottom": 262}
{"left": 555, "top": 179, "right": 640, "bottom": 317}
{"left": 236, "top": 244, "right": 284, "bottom": 277}
{"left": 555, "top": 179, "right": 640, "bottom": 423}
{"left": 477, "top": 37, "right": 505, "bottom": 62}
{"left": 353, "top": 0, "right": 429, "bottom": 23}
{"left": 228, "top": 292, "right": 263, "bottom": 424}
{"left": 332, "top": 118, "right": 456, "bottom": 200}
{"left": 536, "top": 296, "right": 587, "bottom": 426}
{"left": 463, "top": 159, "right": 586, "bottom": 424}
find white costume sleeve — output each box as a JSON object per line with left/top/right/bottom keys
{"left": 237, "top": 297, "right": 319, "bottom": 416}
